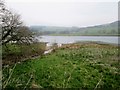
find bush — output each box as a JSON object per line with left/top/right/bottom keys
{"left": 2, "top": 42, "right": 46, "bottom": 65}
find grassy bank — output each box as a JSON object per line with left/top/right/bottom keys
{"left": 2, "top": 42, "right": 46, "bottom": 65}
{"left": 2, "top": 42, "right": 120, "bottom": 89}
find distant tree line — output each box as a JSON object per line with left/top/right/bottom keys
{"left": 30, "top": 21, "right": 118, "bottom": 36}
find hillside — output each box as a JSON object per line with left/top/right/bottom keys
{"left": 30, "top": 21, "right": 119, "bottom": 36}
{"left": 3, "top": 42, "right": 120, "bottom": 88}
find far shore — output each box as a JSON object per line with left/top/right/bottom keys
{"left": 41, "top": 34, "right": 120, "bottom": 36}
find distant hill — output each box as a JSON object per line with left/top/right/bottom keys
{"left": 30, "top": 21, "right": 119, "bottom": 36}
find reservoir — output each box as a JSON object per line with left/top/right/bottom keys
{"left": 37, "top": 36, "right": 119, "bottom": 45}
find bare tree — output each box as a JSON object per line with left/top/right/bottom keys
{"left": 0, "top": 0, "right": 33, "bottom": 45}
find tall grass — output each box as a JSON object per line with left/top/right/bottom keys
{"left": 2, "top": 43, "right": 120, "bottom": 89}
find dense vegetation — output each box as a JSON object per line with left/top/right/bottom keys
{"left": 2, "top": 43, "right": 46, "bottom": 65}
{"left": 2, "top": 42, "right": 120, "bottom": 89}
{"left": 30, "top": 21, "right": 119, "bottom": 36}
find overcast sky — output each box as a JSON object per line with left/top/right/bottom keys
{"left": 5, "top": 0, "right": 118, "bottom": 27}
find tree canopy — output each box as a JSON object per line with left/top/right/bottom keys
{"left": 0, "top": 0, "right": 33, "bottom": 45}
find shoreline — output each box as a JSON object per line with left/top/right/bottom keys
{"left": 41, "top": 35, "right": 120, "bottom": 37}
{"left": 2, "top": 41, "right": 119, "bottom": 66}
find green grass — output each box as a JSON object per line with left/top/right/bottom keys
{"left": 2, "top": 43, "right": 120, "bottom": 89}
{"left": 2, "top": 42, "right": 46, "bottom": 65}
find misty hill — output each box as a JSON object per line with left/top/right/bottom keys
{"left": 30, "top": 21, "right": 119, "bottom": 36}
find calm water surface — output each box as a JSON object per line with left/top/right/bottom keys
{"left": 37, "top": 36, "right": 119, "bottom": 45}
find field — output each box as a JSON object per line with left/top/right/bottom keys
{"left": 2, "top": 42, "right": 120, "bottom": 89}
